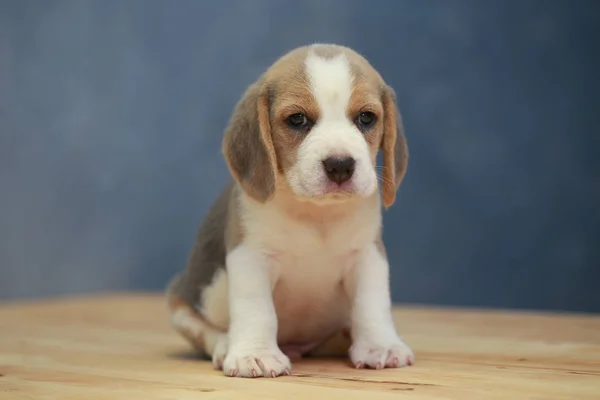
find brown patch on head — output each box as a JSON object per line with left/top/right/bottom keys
{"left": 348, "top": 77, "right": 385, "bottom": 162}
{"left": 269, "top": 78, "right": 316, "bottom": 172}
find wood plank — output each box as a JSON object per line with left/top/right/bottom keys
{"left": 0, "top": 293, "right": 598, "bottom": 399}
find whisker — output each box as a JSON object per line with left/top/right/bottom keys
{"left": 375, "top": 171, "right": 395, "bottom": 187}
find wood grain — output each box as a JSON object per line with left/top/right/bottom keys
{"left": 0, "top": 293, "right": 598, "bottom": 399}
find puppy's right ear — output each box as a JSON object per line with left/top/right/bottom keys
{"left": 222, "top": 81, "right": 277, "bottom": 203}
{"left": 380, "top": 84, "right": 409, "bottom": 209}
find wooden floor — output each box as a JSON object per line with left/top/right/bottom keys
{"left": 0, "top": 294, "right": 598, "bottom": 399}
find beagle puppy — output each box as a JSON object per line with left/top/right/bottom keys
{"left": 166, "top": 43, "right": 413, "bottom": 378}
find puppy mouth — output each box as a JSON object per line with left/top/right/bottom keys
{"left": 292, "top": 176, "right": 356, "bottom": 202}
{"left": 322, "top": 179, "right": 356, "bottom": 196}
{"left": 306, "top": 179, "right": 362, "bottom": 203}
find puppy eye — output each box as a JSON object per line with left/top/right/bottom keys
{"left": 356, "top": 112, "right": 376, "bottom": 130}
{"left": 287, "top": 113, "right": 308, "bottom": 128}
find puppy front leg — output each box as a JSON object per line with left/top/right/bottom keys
{"left": 222, "top": 244, "right": 291, "bottom": 378}
{"left": 346, "top": 243, "right": 414, "bottom": 369}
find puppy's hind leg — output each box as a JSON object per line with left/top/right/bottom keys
{"left": 166, "top": 271, "right": 229, "bottom": 369}
{"left": 167, "top": 294, "right": 229, "bottom": 368}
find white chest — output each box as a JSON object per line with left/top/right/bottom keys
{"left": 241, "top": 197, "right": 381, "bottom": 343}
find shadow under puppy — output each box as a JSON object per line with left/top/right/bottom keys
{"left": 166, "top": 43, "right": 413, "bottom": 378}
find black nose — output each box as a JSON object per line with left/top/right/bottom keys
{"left": 323, "top": 157, "right": 356, "bottom": 184}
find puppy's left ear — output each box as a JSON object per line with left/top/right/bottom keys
{"left": 380, "top": 85, "right": 409, "bottom": 208}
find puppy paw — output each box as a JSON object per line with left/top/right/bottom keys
{"left": 222, "top": 347, "right": 291, "bottom": 378}
{"left": 350, "top": 339, "right": 414, "bottom": 369}
{"left": 211, "top": 335, "right": 228, "bottom": 370}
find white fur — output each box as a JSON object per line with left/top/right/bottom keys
{"left": 347, "top": 242, "right": 414, "bottom": 368}
{"left": 199, "top": 269, "right": 229, "bottom": 330}
{"left": 285, "top": 52, "right": 378, "bottom": 200}
{"left": 222, "top": 242, "right": 291, "bottom": 377}
{"left": 219, "top": 189, "right": 380, "bottom": 377}
{"left": 241, "top": 190, "right": 381, "bottom": 345}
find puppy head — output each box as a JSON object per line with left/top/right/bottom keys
{"left": 222, "top": 44, "right": 408, "bottom": 208}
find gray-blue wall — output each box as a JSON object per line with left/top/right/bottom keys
{"left": 1, "top": 0, "right": 599, "bottom": 313}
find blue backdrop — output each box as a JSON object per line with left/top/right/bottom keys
{"left": 1, "top": 0, "right": 599, "bottom": 313}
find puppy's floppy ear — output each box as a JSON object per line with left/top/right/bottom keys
{"left": 381, "top": 85, "right": 409, "bottom": 208}
{"left": 222, "top": 81, "right": 277, "bottom": 202}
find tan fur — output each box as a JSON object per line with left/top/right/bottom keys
{"left": 222, "top": 83, "right": 277, "bottom": 203}
{"left": 381, "top": 86, "right": 409, "bottom": 208}
{"left": 348, "top": 78, "right": 385, "bottom": 166}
